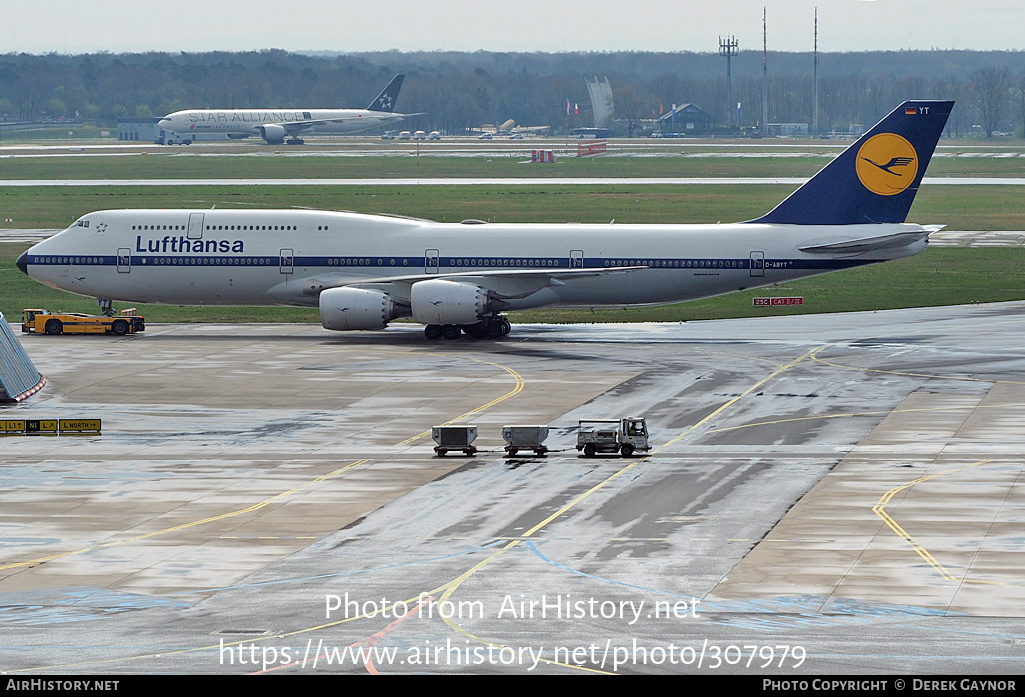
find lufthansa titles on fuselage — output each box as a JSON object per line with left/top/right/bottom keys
{"left": 136, "top": 235, "right": 244, "bottom": 254}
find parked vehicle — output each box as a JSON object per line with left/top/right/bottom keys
{"left": 502, "top": 425, "right": 549, "bottom": 457}
{"left": 432, "top": 425, "right": 478, "bottom": 456}
{"left": 155, "top": 131, "right": 192, "bottom": 145}
{"left": 576, "top": 418, "right": 650, "bottom": 457}
{"left": 22, "top": 308, "right": 145, "bottom": 336}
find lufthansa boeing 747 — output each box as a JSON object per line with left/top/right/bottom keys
{"left": 157, "top": 74, "right": 411, "bottom": 145}
{"left": 18, "top": 100, "right": 952, "bottom": 340}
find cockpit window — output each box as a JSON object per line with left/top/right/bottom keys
{"left": 75, "top": 219, "right": 90, "bottom": 228}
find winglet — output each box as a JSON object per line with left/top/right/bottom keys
{"left": 367, "top": 74, "right": 405, "bottom": 112}
{"left": 750, "top": 100, "right": 953, "bottom": 225}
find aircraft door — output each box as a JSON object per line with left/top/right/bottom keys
{"left": 425, "top": 249, "right": 439, "bottom": 274}
{"left": 280, "top": 248, "right": 294, "bottom": 274}
{"left": 570, "top": 250, "right": 584, "bottom": 268}
{"left": 117, "top": 248, "right": 131, "bottom": 273}
{"left": 749, "top": 251, "right": 765, "bottom": 277}
{"left": 187, "top": 213, "right": 205, "bottom": 240}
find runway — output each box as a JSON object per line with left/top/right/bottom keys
{"left": 3, "top": 177, "right": 1025, "bottom": 187}
{"left": 1, "top": 138, "right": 1022, "bottom": 159}
{"left": 1, "top": 305, "right": 1023, "bottom": 674}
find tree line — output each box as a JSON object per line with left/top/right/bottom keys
{"left": 1, "top": 49, "right": 1023, "bottom": 137}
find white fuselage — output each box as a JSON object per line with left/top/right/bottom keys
{"left": 22, "top": 209, "right": 928, "bottom": 311}
{"left": 157, "top": 109, "right": 406, "bottom": 137}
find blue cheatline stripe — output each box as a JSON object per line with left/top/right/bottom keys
{"left": 28, "top": 255, "right": 877, "bottom": 272}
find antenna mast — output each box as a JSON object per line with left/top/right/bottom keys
{"left": 762, "top": 7, "right": 768, "bottom": 135}
{"left": 812, "top": 7, "right": 819, "bottom": 135}
{"left": 719, "top": 35, "right": 739, "bottom": 129}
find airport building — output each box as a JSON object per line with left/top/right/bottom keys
{"left": 655, "top": 103, "right": 718, "bottom": 135}
{"left": 117, "top": 117, "right": 161, "bottom": 142}
{"left": 117, "top": 117, "right": 228, "bottom": 143}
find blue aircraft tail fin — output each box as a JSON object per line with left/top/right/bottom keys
{"left": 367, "top": 74, "right": 405, "bottom": 113}
{"left": 750, "top": 100, "right": 953, "bottom": 225}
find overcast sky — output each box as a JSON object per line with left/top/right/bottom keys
{"left": 6, "top": 0, "right": 1025, "bottom": 55}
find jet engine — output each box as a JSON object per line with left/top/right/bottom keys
{"left": 319, "top": 287, "right": 398, "bottom": 331}
{"left": 410, "top": 279, "right": 489, "bottom": 326}
{"left": 257, "top": 124, "right": 288, "bottom": 145}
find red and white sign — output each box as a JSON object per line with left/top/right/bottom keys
{"left": 577, "top": 140, "right": 607, "bottom": 157}
{"left": 753, "top": 297, "right": 804, "bottom": 307}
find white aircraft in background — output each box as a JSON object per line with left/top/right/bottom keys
{"left": 476, "top": 119, "right": 551, "bottom": 139}
{"left": 156, "top": 74, "right": 412, "bottom": 145}
{"left": 19, "top": 101, "right": 952, "bottom": 341}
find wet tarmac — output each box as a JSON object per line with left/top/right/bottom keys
{"left": 1, "top": 306, "right": 1023, "bottom": 674}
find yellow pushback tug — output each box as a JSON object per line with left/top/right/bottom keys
{"left": 22, "top": 308, "right": 145, "bottom": 336}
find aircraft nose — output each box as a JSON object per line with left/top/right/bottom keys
{"left": 158, "top": 118, "right": 172, "bottom": 129}
{"left": 16, "top": 251, "right": 28, "bottom": 275}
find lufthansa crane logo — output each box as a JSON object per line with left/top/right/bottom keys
{"left": 855, "top": 133, "right": 919, "bottom": 196}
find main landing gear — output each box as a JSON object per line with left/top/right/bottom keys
{"left": 286, "top": 137, "right": 305, "bottom": 145}
{"left": 424, "top": 316, "right": 511, "bottom": 341}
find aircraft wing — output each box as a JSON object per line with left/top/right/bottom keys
{"left": 280, "top": 122, "right": 317, "bottom": 135}
{"left": 278, "top": 119, "right": 356, "bottom": 135}
{"left": 798, "top": 226, "right": 941, "bottom": 254}
{"left": 275, "top": 116, "right": 376, "bottom": 135}
{"left": 302, "top": 266, "right": 647, "bottom": 302}
{"left": 279, "top": 112, "right": 424, "bottom": 135}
